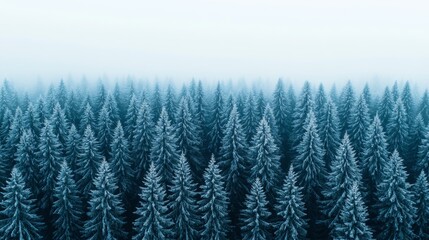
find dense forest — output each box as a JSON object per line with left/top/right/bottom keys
{"left": 0, "top": 79, "right": 428, "bottom": 240}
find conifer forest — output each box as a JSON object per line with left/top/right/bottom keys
{"left": 1, "top": 78, "right": 429, "bottom": 240}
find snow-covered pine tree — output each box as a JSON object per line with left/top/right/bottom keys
{"left": 50, "top": 102, "right": 70, "bottom": 150}
{"left": 64, "top": 124, "right": 81, "bottom": 171}
{"left": 412, "top": 171, "right": 429, "bottom": 239}
{"left": 124, "top": 94, "right": 139, "bottom": 143}
{"left": 64, "top": 90, "right": 81, "bottom": 127}
{"left": 319, "top": 97, "right": 341, "bottom": 170}
{"left": 0, "top": 108, "right": 13, "bottom": 145}
{"left": 391, "top": 81, "right": 400, "bottom": 102}
{"left": 315, "top": 83, "right": 327, "bottom": 122}
{"left": 79, "top": 102, "right": 96, "bottom": 134}
{"left": 263, "top": 104, "right": 280, "bottom": 144}
{"left": 274, "top": 166, "right": 307, "bottom": 240}
{"left": 15, "top": 130, "right": 40, "bottom": 197}
{"left": 242, "top": 93, "right": 259, "bottom": 143}
{"left": 387, "top": 98, "right": 409, "bottom": 156}
{"left": 272, "top": 79, "right": 288, "bottom": 146}
{"left": 0, "top": 168, "right": 44, "bottom": 239}
{"left": 218, "top": 104, "right": 250, "bottom": 204}
{"left": 333, "top": 182, "right": 373, "bottom": 240}
{"left": 408, "top": 113, "right": 425, "bottom": 175}
{"left": 167, "top": 154, "right": 200, "bottom": 239}
{"left": 150, "top": 107, "right": 181, "bottom": 183}
{"left": 175, "top": 96, "right": 204, "bottom": 177}
{"left": 348, "top": 94, "right": 371, "bottom": 163}
{"left": 207, "top": 82, "right": 225, "bottom": 156}
{"left": 322, "top": 133, "right": 362, "bottom": 233}
{"left": 240, "top": 178, "right": 271, "bottom": 240}
{"left": 37, "top": 119, "right": 63, "bottom": 210}
{"left": 292, "top": 81, "right": 314, "bottom": 146}
{"left": 151, "top": 82, "right": 163, "bottom": 122}
{"left": 199, "top": 156, "right": 230, "bottom": 240}
{"left": 53, "top": 161, "right": 83, "bottom": 240}
{"left": 76, "top": 125, "right": 103, "bottom": 197}
{"left": 133, "top": 163, "right": 173, "bottom": 240}
{"left": 418, "top": 90, "right": 429, "bottom": 124}
{"left": 164, "top": 84, "right": 177, "bottom": 124}
{"left": 293, "top": 110, "right": 326, "bottom": 239}
{"left": 96, "top": 105, "right": 114, "bottom": 157}
{"left": 83, "top": 160, "right": 126, "bottom": 240}
{"left": 401, "top": 81, "right": 415, "bottom": 126}
{"left": 132, "top": 100, "right": 154, "bottom": 182}
{"left": 378, "top": 87, "right": 393, "bottom": 129}
{"left": 338, "top": 81, "right": 356, "bottom": 135}
{"left": 362, "top": 83, "right": 372, "bottom": 111}
{"left": 249, "top": 117, "right": 281, "bottom": 195}
{"left": 23, "top": 102, "right": 42, "bottom": 137}
{"left": 376, "top": 150, "right": 416, "bottom": 239}
{"left": 110, "top": 121, "right": 133, "bottom": 194}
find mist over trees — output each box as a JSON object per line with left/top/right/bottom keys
{"left": 0, "top": 78, "right": 428, "bottom": 239}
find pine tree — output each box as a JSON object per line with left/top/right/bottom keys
{"left": 338, "top": 81, "right": 356, "bottom": 134}
{"left": 207, "top": 82, "right": 225, "bottom": 156}
{"left": 333, "top": 183, "right": 373, "bottom": 240}
{"left": 392, "top": 81, "right": 400, "bottom": 102}
{"left": 418, "top": 90, "right": 429, "bottom": 124}
{"left": 408, "top": 113, "right": 425, "bottom": 174}
{"left": 274, "top": 167, "right": 307, "bottom": 240}
{"left": 23, "top": 102, "right": 42, "bottom": 137}
{"left": 96, "top": 105, "right": 114, "bottom": 157}
{"left": 37, "top": 119, "right": 63, "bottom": 210}
{"left": 249, "top": 117, "right": 281, "bottom": 194}
{"left": 272, "top": 79, "right": 288, "bottom": 146}
{"left": 412, "top": 171, "right": 429, "bottom": 239}
{"left": 124, "top": 94, "right": 139, "bottom": 143}
{"left": 64, "top": 90, "right": 82, "bottom": 127}
{"left": 378, "top": 87, "right": 393, "bottom": 129}
{"left": 79, "top": 102, "right": 96, "bottom": 133}
{"left": 218, "top": 104, "right": 250, "bottom": 203}
{"left": 133, "top": 163, "right": 173, "bottom": 240}
{"left": 199, "top": 156, "right": 230, "bottom": 240}
{"left": 110, "top": 121, "right": 134, "bottom": 194}
{"left": 319, "top": 98, "right": 341, "bottom": 169}
{"left": 0, "top": 168, "right": 44, "bottom": 240}
{"left": 240, "top": 178, "right": 271, "bottom": 240}
{"left": 322, "top": 134, "right": 362, "bottom": 233}
{"left": 387, "top": 98, "right": 409, "bottom": 156}
{"left": 15, "top": 130, "right": 40, "bottom": 197}
{"left": 401, "top": 81, "right": 415, "bottom": 126}
{"left": 315, "top": 83, "right": 327, "bottom": 122}
{"left": 151, "top": 82, "right": 163, "bottom": 122}
{"left": 83, "top": 160, "right": 126, "bottom": 240}
{"left": 263, "top": 104, "right": 280, "bottom": 143}
{"left": 150, "top": 107, "right": 180, "bottom": 183}
{"left": 292, "top": 81, "right": 314, "bottom": 145}
{"left": 376, "top": 150, "right": 416, "bottom": 239}
{"left": 348, "top": 94, "right": 371, "bottom": 162}
{"left": 362, "top": 83, "right": 372, "bottom": 111}
{"left": 168, "top": 154, "right": 200, "bottom": 239}
{"left": 76, "top": 125, "right": 103, "bottom": 196}
{"left": 0, "top": 108, "right": 13, "bottom": 144}
{"left": 65, "top": 124, "right": 81, "bottom": 171}
{"left": 132, "top": 101, "right": 154, "bottom": 182}
{"left": 294, "top": 110, "right": 326, "bottom": 199}
{"left": 175, "top": 96, "right": 204, "bottom": 176}
{"left": 50, "top": 102, "right": 70, "bottom": 149}
{"left": 242, "top": 93, "right": 259, "bottom": 143}
{"left": 52, "top": 161, "right": 83, "bottom": 240}
{"left": 164, "top": 84, "right": 177, "bottom": 124}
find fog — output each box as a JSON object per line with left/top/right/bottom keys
{"left": 0, "top": 0, "right": 428, "bottom": 89}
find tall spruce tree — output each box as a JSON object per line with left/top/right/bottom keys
{"left": 242, "top": 93, "right": 259, "bottom": 143}
{"left": 198, "top": 156, "right": 230, "bottom": 240}
{"left": 83, "top": 160, "right": 126, "bottom": 240}
{"left": 164, "top": 84, "right": 177, "bottom": 124}
{"left": 79, "top": 103, "right": 96, "bottom": 133}
{"left": 52, "top": 161, "right": 83, "bottom": 240}
{"left": 401, "top": 81, "right": 415, "bottom": 126}
{"left": 175, "top": 96, "right": 204, "bottom": 176}
{"left": 132, "top": 101, "right": 154, "bottom": 182}
{"left": 64, "top": 124, "right": 81, "bottom": 171}
{"left": 387, "top": 98, "right": 409, "bottom": 156}
{"left": 133, "top": 163, "right": 173, "bottom": 240}
{"left": 167, "top": 154, "right": 200, "bottom": 239}
{"left": 333, "top": 183, "right": 373, "bottom": 240}
{"left": 376, "top": 150, "right": 416, "bottom": 239}
{"left": 37, "top": 119, "right": 63, "bottom": 210}
{"left": 292, "top": 81, "right": 314, "bottom": 146}
{"left": 274, "top": 166, "right": 307, "bottom": 240}
{"left": 240, "top": 178, "right": 271, "bottom": 240}
{"left": 319, "top": 98, "right": 341, "bottom": 170}
{"left": 249, "top": 117, "right": 281, "bottom": 195}
{"left": 338, "top": 81, "right": 356, "bottom": 135}
{"left": 76, "top": 125, "right": 103, "bottom": 197}
{"left": 207, "top": 82, "right": 225, "bottom": 156}
{"left": 412, "top": 171, "right": 429, "bottom": 239}
{"left": 124, "top": 94, "right": 139, "bottom": 143}
{"left": 110, "top": 121, "right": 134, "bottom": 194}
{"left": 348, "top": 94, "right": 371, "bottom": 163}
{"left": 0, "top": 168, "right": 44, "bottom": 240}
{"left": 322, "top": 134, "right": 362, "bottom": 233}
{"left": 150, "top": 107, "right": 180, "bottom": 183}
{"left": 50, "top": 102, "right": 70, "bottom": 150}
{"left": 315, "top": 83, "right": 327, "bottom": 122}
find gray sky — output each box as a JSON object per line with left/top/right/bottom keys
{"left": 0, "top": 0, "right": 428, "bottom": 87}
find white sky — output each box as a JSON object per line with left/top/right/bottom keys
{"left": 0, "top": 0, "right": 428, "bottom": 87}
